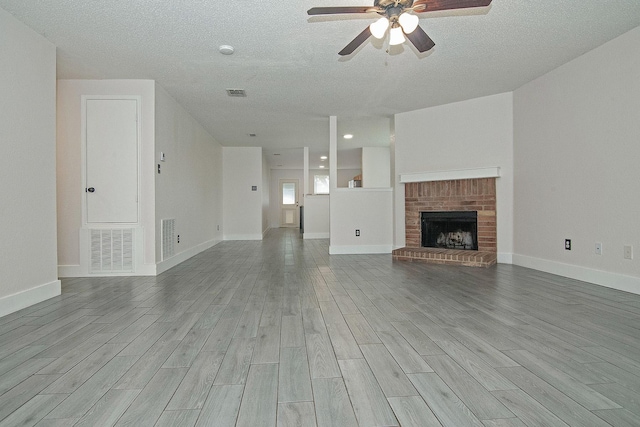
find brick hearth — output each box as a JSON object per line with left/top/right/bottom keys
{"left": 393, "top": 247, "right": 497, "bottom": 267}
{"left": 393, "top": 177, "right": 497, "bottom": 267}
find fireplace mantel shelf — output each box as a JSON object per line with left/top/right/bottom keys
{"left": 399, "top": 167, "right": 500, "bottom": 184}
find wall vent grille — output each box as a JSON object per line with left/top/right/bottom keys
{"left": 162, "top": 219, "right": 175, "bottom": 260}
{"left": 90, "top": 228, "right": 134, "bottom": 273}
{"left": 226, "top": 89, "right": 246, "bottom": 97}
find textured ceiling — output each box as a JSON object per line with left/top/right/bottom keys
{"left": 2, "top": 0, "right": 640, "bottom": 165}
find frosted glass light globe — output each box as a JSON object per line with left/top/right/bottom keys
{"left": 389, "top": 26, "right": 406, "bottom": 45}
{"left": 398, "top": 12, "right": 419, "bottom": 34}
{"left": 369, "top": 17, "right": 390, "bottom": 39}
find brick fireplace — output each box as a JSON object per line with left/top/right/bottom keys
{"left": 392, "top": 177, "right": 497, "bottom": 267}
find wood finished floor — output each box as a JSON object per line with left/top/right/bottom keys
{"left": 2, "top": 229, "right": 640, "bottom": 426}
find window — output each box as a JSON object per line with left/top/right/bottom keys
{"left": 282, "top": 182, "right": 296, "bottom": 205}
{"left": 314, "top": 175, "right": 329, "bottom": 194}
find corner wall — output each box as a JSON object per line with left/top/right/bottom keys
{"left": 513, "top": 26, "right": 640, "bottom": 293}
{"left": 154, "top": 86, "right": 223, "bottom": 273}
{"left": 0, "top": 8, "right": 60, "bottom": 316}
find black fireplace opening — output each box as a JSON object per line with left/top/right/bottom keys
{"left": 421, "top": 211, "right": 478, "bottom": 251}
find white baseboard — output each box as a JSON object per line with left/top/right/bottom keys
{"left": 0, "top": 280, "right": 61, "bottom": 318}
{"left": 329, "top": 245, "right": 393, "bottom": 255}
{"left": 156, "top": 239, "right": 222, "bottom": 275}
{"left": 59, "top": 263, "right": 156, "bottom": 277}
{"left": 136, "top": 264, "right": 158, "bottom": 276}
{"left": 513, "top": 254, "right": 640, "bottom": 295}
{"left": 304, "top": 232, "right": 330, "bottom": 239}
{"left": 58, "top": 264, "right": 83, "bottom": 277}
{"left": 498, "top": 253, "right": 513, "bottom": 264}
{"left": 223, "top": 234, "right": 263, "bottom": 241}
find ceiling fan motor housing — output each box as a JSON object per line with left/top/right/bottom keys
{"left": 374, "top": 0, "right": 414, "bottom": 8}
{"left": 374, "top": 0, "right": 413, "bottom": 23}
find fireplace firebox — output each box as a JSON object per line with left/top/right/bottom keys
{"left": 421, "top": 211, "right": 478, "bottom": 251}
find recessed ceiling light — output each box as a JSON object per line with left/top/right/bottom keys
{"left": 320, "top": 156, "right": 328, "bottom": 160}
{"left": 319, "top": 165, "right": 325, "bottom": 169}
{"left": 343, "top": 134, "right": 354, "bottom": 139}
{"left": 277, "top": 164, "right": 283, "bottom": 167}
{"left": 249, "top": 133, "right": 256, "bottom": 137}
{"left": 219, "top": 45, "right": 235, "bottom": 55}
{"left": 273, "top": 153, "right": 280, "bottom": 156}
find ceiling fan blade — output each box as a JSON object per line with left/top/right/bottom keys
{"left": 412, "top": 0, "right": 492, "bottom": 13}
{"left": 308, "top": 6, "right": 374, "bottom": 15}
{"left": 338, "top": 26, "right": 372, "bottom": 56}
{"left": 405, "top": 25, "right": 435, "bottom": 53}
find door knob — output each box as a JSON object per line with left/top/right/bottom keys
{"left": 87, "top": 187, "right": 95, "bottom": 193}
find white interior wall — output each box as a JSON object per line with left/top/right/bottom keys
{"left": 154, "top": 85, "right": 223, "bottom": 273}
{"left": 303, "top": 195, "right": 330, "bottom": 239}
{"left": 269, "top": 169, "right": 304, "bottom": 229}
{"left": 329, "top": 116, "right": 393, "bottom": 254}
{"left": 329, "top": 190, "right": 394, "bottom": 254}
{"left": 0, "top": 8, "right": 60, "bottom": 316}
{"left": 362, "top": 147, "right": 391, "bottom": 188}
{"left": 56, "top": 80, "right": 157, "bottom": 275}
{"left": 390, "top": 117, "right": 400, "bottom": 247}
{"left": 394, "top": 92, "right": 514, "bottom": 261}
{"left": 223, "top": 147, "right": 264, "bottom": 240}
{"left": 262, "top": 155, "right": 270, "bottom": 234}
{"left": 513, "top": 26, "right": 640, "bottom": 293}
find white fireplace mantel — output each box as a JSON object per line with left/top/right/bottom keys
{"left": 399, "top": 167, "right": 500, "bottom": 184}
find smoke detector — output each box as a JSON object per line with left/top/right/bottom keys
{"left": 219, "top": 45, "right": 235, "bottom": 55}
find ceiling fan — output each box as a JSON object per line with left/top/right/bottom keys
{"left": 307, "top": 0, "right": 492, "bottom": 55}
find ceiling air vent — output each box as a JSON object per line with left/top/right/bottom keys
{"left": 226, "top": 89, "right": 246, "bottom": 97}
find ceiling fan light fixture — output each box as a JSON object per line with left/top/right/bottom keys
{"left": 389, "top": 26, "right": 406, "bottom": 46}
{"left": 398, "top": 12, "right": 419, "bottom": 34}
{"left": 369, "top": 16, "right": 389, "bottom": 39}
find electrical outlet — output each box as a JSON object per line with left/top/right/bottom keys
{"left": 355, "top": 229, "right": 360, "bottom": 237}
{"left": 217, "top": 225, "right": 220, "bottom": 231}
{"left": 565, "top": 239, "right": 571, "bottom": 250}
{"left": 177, "top": 235, "right": 180, "bottom": 244}
{"left": 157, "top": 164, "right": 161, "bottom": 174}
{"left": 595, "top": 243, "right": 602, "bottom": 255}
{"left": 624, "top": 245, "right": 633, "bottom": 260}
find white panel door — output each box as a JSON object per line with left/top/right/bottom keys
{"left": 86, "top": 99, "right": 138, "bottom": 223}
{"left": 280, "top": 179, "right": 299, "bottom": 228}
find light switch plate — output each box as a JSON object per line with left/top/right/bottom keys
{"left": 624, "top": 245, "right": 633, "bottom": 260}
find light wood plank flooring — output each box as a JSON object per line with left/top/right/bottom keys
{"left": 2, "top": 228, "right": 640, "bottom": 426}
